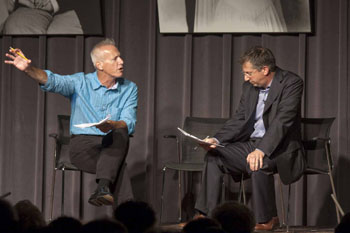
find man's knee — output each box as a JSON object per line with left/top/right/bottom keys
{"left": 112, "top": 128, "right": 130, "bottom": 149}
{"left": 102, "top": 128, "right": 129, "bottom": 148}
{"left": 113, "top": 127, "right": 129, "bottom": 141}
{"left": 205, "top": 151, "right": 228, "bottom": 175}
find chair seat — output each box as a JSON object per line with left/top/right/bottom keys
{"left": 56, "top": 162, "right": 79, "bottom": 171}
{"left": 164, "top": 162, "right": 204, "bottom": 171}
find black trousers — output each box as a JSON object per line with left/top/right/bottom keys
{"left": 194, "top": 139, "right": 278, "bottom": 223}
{"left": 69, "top": 128, "right": 133, "bottom": 205}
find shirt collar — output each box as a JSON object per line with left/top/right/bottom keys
{"left": 91, "top": 71, "right": 120, "bottom": 90}
{"left": 109, "top": 81, "right": 119, "bottom": 90}
{"left": 267, "top": 78, "right": 273, "bottom": 88}
{"left": 260, "top": 79, "right": 273, "bottom": 91}
{"left": 91, "top": 71, "right": 102, "bottom": 90}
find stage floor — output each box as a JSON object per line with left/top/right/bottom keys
{"left": 160, "top": 223, "right": 334, "bottom": 233}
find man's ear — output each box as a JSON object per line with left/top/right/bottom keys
{"left": 96, "top": 61, "right": 103, "bottom": 71}
{"left": 263, "top": 66, "right": 270, "bottom": 76}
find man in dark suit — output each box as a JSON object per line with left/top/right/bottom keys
{"left": 195, "top": 46, "right": 306, "bottom": 231}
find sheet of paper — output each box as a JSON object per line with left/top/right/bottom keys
{"left": 177, "top": 127, "right": 224, "bottom": 147}
{"left": 74, "top": 114, "right": 111, "bottom": 128}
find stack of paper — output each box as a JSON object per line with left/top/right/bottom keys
{"left": 74, "top": 114, "right": 111, "bottom": 128}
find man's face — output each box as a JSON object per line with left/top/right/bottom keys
{"left": 242, "top": 61, "right": 269, "bottom": 88}
{"left": 98, "top": 45, "right": 124, "bottom": 78}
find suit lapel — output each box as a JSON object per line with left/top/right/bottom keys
{"left": 263, "top": 68, "right": 283, "bottom": 114}
{"left": 249, "top": 85, "right": 259, "bottom": 118}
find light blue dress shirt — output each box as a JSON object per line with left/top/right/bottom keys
{"left": 41, "top": 70, "right": 138, "bottom": 136}
{"left": 250, "top": 84, "right": 271, "bottom": 139}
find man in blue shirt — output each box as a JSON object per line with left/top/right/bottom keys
{"left": 5, "top": 38, "right": 137, "bottom": 207}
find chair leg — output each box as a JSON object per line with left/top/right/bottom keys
{"left": 50, "top": 168, "right": 57, "bottom": 221}
{"left": 325, "top": 143, "right": 342, "bottom": 223}
{"left": 160, "top": 167, "right": 166, "bottom": 223}
{"left": 278, "top": 176, "right": 286, "bottom": 227}
{"left": 328, "top": 172, "right": 342, "bottom": 223}
{"left": 242, "top": 177, "right": 246, "bottom": 205}
{"left": 79, "top": 171, "right": 83, "bottom": 220}
{"left": 238, "top": 174, "right": 246, "bottom": 205}
{"left": 238, "top": 175, "right": 242, "bottom": 203}
{"left": 178, "top": 170, "right": 182, "bottom": 223}
{"left": 331, "top": 194, "right": 345, "bottom": 217}
{"left": 61, "top": 168, "right": 65, "bottom": 216}
{"left": 286, "top": 184, "right": 291, "bottom": 232}
{"left": 221, "top": 177, "right": 225, "bottom": 203}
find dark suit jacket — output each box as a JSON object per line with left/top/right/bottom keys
{"left": 214, "top": 67, "right": 306, "bottom": 185}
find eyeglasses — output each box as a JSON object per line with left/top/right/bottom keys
{"left": 242, "top": 66, "right": 266, "bottom": 77}
{"left": 242, "top": 70, "right": 257, "bottom": 77}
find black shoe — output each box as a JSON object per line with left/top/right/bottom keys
{"left": 88, "top": 186, "right": 114, "bottom": 206}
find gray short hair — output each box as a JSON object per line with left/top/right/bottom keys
{"left": 90, "top": 38, "right": 116, "bottom": 67}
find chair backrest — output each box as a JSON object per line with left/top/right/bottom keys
{"left": 181, "top": 117, "right": 229, "bottom": 164}
{"left": 301, "top": 117, "right": 335, "bottom": 172}
{"left": 55, "top": 115, "right": 78, "bottom": 170}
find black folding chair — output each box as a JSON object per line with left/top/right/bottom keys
{"left": 49, "top": 115, "right": 81, "bottom": 221}
{"left": 280, "top": 117, "right": 342, "bottom": 229}
{"left": 160, "top": 117, "right": 246, "bottom": 223}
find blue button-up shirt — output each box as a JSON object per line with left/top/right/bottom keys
{"left": 41, "top": 70, "right": 137, "bottom": 135}
{"left": 250, "top": 84, "right": 271, "bottom": 139}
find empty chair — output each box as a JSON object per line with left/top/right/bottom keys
{"left": 281, "top": 117, "right": 341, "bottom": 228}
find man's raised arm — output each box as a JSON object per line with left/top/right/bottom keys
{"left": 4, "top": 48, "right": 48, "bottom": 84}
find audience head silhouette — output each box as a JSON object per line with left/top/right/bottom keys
{"left": 335, "top": 212, "right": 350, "bottom": 233}
{"left": 81, "top": 218, "right": 127, "bottom": 233}
{"left": 47, "top": 216, "right": 82, "bottom": 233}
{"left": 182, "top": 217, "right": 224, "bottom": 233}
{"left": 114, "top": 200, "right": 156, "bottom": 233}
{"left": 0, "top": 199, "right": 18, "bottom": 233}
{"left": 14, "top": 199, "right": 46, "bottom": 232}
{"left": 212, "top": 201, "right": 255, "bottom": 233}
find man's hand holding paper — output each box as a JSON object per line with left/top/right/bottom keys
{"left": 177, "top": 127, "right": 223, "bottom": 150}
{"left": 199, "top": 137, "right": 219, "bottom": 151}
{"left": 74, "top": 115, "right": 111, "bottom": 129}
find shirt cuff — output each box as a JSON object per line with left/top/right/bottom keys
{"left": 255, "top": 148, "right": 265, "bottom": 155}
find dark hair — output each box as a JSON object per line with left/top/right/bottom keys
{"left": 48, "top": 216, "right": 82, "bottom": 233}
{"left": 335, "top": 212, "right": 350, "bottom": 233}
{"left": 81, "top": 218, "right": 127, "bottom": 233}
{"left": 114, "top": 200, "right": 156, "bottom": 233}
{"left": 0, "top": 199, "right": 18, "bottom": 232}
{"left": 182, "top": 217, "right": 223, "bottom": 233}
{"left": 14, "top": 199, "right": 46, "bottom": 232}
{"left": 212, "top": 201, "right": 255, "bottom": 233}
{"left": 146, "top": 226, "right": 182, "bottom": 233}
{"left": 239, "top": 46, "right": 276, "bottom": 72}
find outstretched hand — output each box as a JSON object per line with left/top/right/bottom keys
{"left": 4, "top": 48, "right": 31, "bottom": 71}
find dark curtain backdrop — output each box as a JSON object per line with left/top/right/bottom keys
{"left": 0, "top": 0, "right": 349, "bottom": 226}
